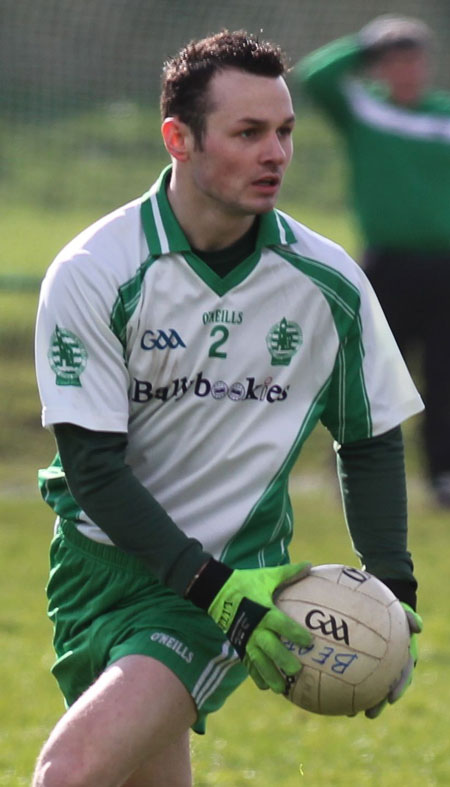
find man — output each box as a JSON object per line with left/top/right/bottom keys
{"left": 296, "top": 15, "right": 450, "bottom": 507}
{"left": 34, "top": 31, "right": 423, "bottom": 787}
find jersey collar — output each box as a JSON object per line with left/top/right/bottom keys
{"left": 140, "top": 165, "right": 297, "bottom": 256}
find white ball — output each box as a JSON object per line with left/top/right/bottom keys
{"left": 275, "top": 564, "right": 411, "bottom": 716}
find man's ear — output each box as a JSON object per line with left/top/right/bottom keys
{"left": 161, "top": 117, "right": 192, "bottom": 161}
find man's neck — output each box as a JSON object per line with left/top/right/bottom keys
{"left": 166, "top": 167, "right": 256, "bottom": 252}
{"left": 192, "top": 218, "right": 259, "bottom": 278}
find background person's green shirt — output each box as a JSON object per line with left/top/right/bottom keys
{"left": 296, "top": 35, "right": 450, "bottom": 251}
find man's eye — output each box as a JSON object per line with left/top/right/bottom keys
{"left": 278, "top": 126, "right": 293, "bottom": 137}
{"left": 241, "top": 128, "right": 257, "bottom": 138}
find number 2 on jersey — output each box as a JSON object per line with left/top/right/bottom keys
{"left": 208, "top": 325, "right": 229, "bottom": 358}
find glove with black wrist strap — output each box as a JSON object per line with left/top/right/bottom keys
{"left": 185, "top": 558, "right": 313, "bottom": 693}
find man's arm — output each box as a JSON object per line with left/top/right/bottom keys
{"left": 54, "top": 423, "right": 210, "bottom": 595}
{"left": 294, "top": 35, "right": 363, "bottom": 127}
{"left": 335, "top": 424, "right": 417, "bottom": 609}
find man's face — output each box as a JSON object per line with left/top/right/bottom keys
{"left": 371, "top": 47, "right": 428, "bottom": 105}
{"left": 187, "top": 68, "right": 295, "bottom": 217}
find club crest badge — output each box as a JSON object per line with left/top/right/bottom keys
{"left": 266, "top": 317, "right": 302, "bottom": 366}
{"left": 48, "top": 325, "right": 88, "bottom": 386}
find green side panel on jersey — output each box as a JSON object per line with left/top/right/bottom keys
{"left": 277, "top": 248, "right": 360, "bottom": 337}
{"left": 109, "top": 256, "right": 158, "bottom": 349}
{"left": 322, "top": 313, "right": 372, "bottom": 443}
{"left": 277, "top": 248, "right": 372, "bottom": 443}
{"left": 38, "top": 454, "right": 82, "bottom": 521}
{"left": 220, "top": 379, "right": 332, "bottom": 568}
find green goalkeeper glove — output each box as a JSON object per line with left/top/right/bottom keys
{"left": 185, "top": 558, "right": 313, "bottom": 694}
{"left": 365, "top": 602, "right": 423, "bottom": 719}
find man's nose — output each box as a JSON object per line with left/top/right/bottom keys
{"left": 260, "top": 133, "right": 288, "bottom": 164}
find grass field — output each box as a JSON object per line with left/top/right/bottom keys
{"left": 1, "top": 480, "right": 449, "bottom": 785}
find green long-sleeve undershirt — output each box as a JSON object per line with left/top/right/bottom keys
{"left": 335, "top": 428, "right": 416, "bottom": 607}
{"left": 53, "top": 423, "right": 417, "bottom": 609}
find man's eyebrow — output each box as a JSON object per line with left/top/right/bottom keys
{"left": 236, "top": 114, "right": 296, "bottom": 126}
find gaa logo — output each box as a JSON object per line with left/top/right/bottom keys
{"left": 141, "top": 329, "right": 186, "bottom": 350}
{"left": 305, "top": 608, "right": 350, "bottom": 645}
{"left": 48, "top": 325, "right": 88, "bottom": 387}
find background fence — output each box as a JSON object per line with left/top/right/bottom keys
{"left": 2, "top": 0, "right": 447, "bottom": 494}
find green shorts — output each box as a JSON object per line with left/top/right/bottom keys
{"left": 46, "top": 518, "right": 248, "bottom": 734}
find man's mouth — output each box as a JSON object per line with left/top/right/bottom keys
{"left": 253, "top": 175, "right": 280, "bottom": 190}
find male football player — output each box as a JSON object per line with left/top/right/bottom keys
{"left": 34, "top": 30, "right": 423, "bottom": 786}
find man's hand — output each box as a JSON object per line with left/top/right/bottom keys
{"left": 365, "top": 602, "right": 423, "bottom": 719}
{"left": 209, "top": 562, "right": 313, "bottom": 692}
{"left": 186, "top": 559, "right": 313, "bottom": 693}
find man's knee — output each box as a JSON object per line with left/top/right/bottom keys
{"left": 33, "top": 745, "right": 104, "bottom": 787}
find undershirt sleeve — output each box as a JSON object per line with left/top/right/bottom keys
{"left": 335, "top": 425, "right": 417, "bottom": 609}
{"left": 53, "top": 423, "right": 211, "bottom": 596}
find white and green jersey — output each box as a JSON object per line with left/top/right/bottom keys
{"left": 36, "top": 167, "right": 423, "bottom": 569}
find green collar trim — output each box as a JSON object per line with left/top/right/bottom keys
{"left": 140, "top": 165, "right": 297, "bottom": 256}
{"left": 140, "top": 167, "right": 190, "bottom": 255}
{"left": 182, "top": 250, "right": 260, "bottom": 296}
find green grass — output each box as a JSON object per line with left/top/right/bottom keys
{"left": 1, "top": 488, "right": 448, "bottom": 785}
{"left": 0, "top": 499, "right": 62, "bottom": 785}
{"left": 0, "top": 206, "right": 97, "bottom": 279}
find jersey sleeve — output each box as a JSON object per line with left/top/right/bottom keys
{"left": 321, "top": 266, "right": 424, "bottom": 443}
{"left": 35, "top": 250, "right": 130, "bottom": 433}
{"left": 294, "top": 35, "right": 362, "bottom": 129}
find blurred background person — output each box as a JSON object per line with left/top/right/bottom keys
{"left": 296, "top": 15, "right": 450, "bottom": 508}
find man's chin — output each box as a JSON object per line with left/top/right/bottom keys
{"left": 245, "top": 196, "right": 279, "bottom": 215}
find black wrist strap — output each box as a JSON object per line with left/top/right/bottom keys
{"left": 228, "top": 598, "right": 269, "bottom": 659}
{"left": 185, "top": 557, "right": 233, "bottom": 610}
{"left": 381, "top": 578, "right": 417, "bottom": 610}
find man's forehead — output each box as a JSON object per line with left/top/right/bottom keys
{"left": 207, "top": 67, "right": 293, "bottom": 115}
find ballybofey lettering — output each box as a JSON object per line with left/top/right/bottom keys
{"left": 131, "top": 372, "right": 289, "bottom": 404}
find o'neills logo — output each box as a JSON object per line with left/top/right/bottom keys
{"left": 150, "top": 632, "right": 194, "bottom": 663}
{"left": 131, "top": 371, "right": 289, "bottom": 404}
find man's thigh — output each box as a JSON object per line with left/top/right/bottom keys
{"left": 34, "top": 655, "right": 195, "bottom": 787}
{"left": 123, "top": 721, "right": 192, "bottom": 787}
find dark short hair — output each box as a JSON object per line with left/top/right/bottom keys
{"left": 160, "top": 29, "right": 288, "bottom": 148}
